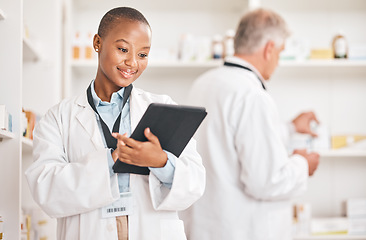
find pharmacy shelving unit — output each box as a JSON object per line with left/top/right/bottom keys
{"left": 0, "top": 0, "right": 62, "bottom": 239}
{"left": 63, "top": 0, "right": 250, "bottom": 101}
{"left": 259, "top": 0, "right": 366, "bottom": 239}
{"left": 63, "top": 0, "right": 366, "bottom": 238}
{"left": 0, "top": 2, "right": 23, "bottom": 239}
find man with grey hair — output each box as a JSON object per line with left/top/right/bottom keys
{"left": 180, "top": 8, "right": 320, "bottom": 240}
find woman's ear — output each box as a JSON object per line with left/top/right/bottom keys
{"left": 93, "top": 34, "right": 102, "bottom": 52}
{"left": 263, "top": 40, "right": 275, "bottom": 61}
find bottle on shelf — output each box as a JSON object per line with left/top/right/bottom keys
{"left": 293, "top": 203, "right": 311, "bottom": 236}
{"left": 0, "top": 105, "right": 12, "bottom": 132}
{"left": 84, "top": 32, "right": 94, "bottom": 60}
{"left": 178, "top": 33, "right": 195, "bottom": 62}
{"left": 72, "top": 32, "right": 81, "bottom": 60}
{"left": 22, "top": 110, "right": 36, "bottom": 140}
{"left": 0, "top": 215, "right": 4, "bottom": 240}
{"left": 332, "top": 31, "right": 348, "bottom": 59}
{"left": 20, "top": 213, "right": 31, "bottom": 240}
{"left": 223, "top": 29, "right": 235, "bottom": 58}
{"left": 195, "top": 36, "right": 212, "bottom": 62}
{"left": 212, "top": 34, "right": 223, "bottom": 59}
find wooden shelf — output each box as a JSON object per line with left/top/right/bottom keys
{"left": 71, "top": 59, "right": 224, "bottom": 69}
{"left": 320, "top": 149, "right": 366, "bottom": 158}
{"left": 71, "top": 59, "right": 366, "bottom": 69}
{"left": 0, "top": 8, "right": 5, "bottom": 20}
{"left": 279, "top": 59, "right": 366, "bottom": 68}
{"left": 75, "top": 0, "right": 246, "bottom": 12}
{"left": 71, "top": 59, "right": 97, "bottom": 67}
{"left": 22, "top": 137, "right": 33, "bottom": 153}
{"left": 148, "top": 60, "right": 223, "bottom": 68}
{"left": 23, "top": 38, "right": 40, "bottom": 62}
{"left": 295, "top": 235, "right": 366, "bottom": 240}
{"left": 0, "top": 129, "right": 15, "bottom": 140}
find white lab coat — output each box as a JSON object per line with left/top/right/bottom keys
{"left": 179, "top": 57, "right": 308, "bottom": 240}
{"left": 26, "top": 87, "right": 205, "bottom": 240}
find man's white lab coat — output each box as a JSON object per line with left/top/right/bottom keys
{"left": 180, "top": 57, "right": 308, "bottom": 240}
{"left": 26, "top": 87, "right": 205, "bottom": 240}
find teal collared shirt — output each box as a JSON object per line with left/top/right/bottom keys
{"left": 90, "top": 81, "right": 176, "bottom": 192}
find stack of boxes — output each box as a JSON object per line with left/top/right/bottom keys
{"left": 347, "top": 198, "right": 366, "bottom": 235}
{"left": 0, "top": 105, "right": 12, "bottom": 132}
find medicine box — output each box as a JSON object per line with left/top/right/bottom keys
{"left": 349, "top": 217, "right": 366, "bottom": 235}
{"left": 347, "top": 198, "right": 366, "bottom": 217}
{"left": 0, "top": 105, "right": 9, "bottom": 131}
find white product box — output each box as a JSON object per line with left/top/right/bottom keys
{"left": 349, "top": 217, "right": 366, "bottom": 235}
{"left": 0, "top": 105, "right": 9, "bottom": 131}
{"left": 349, "top": 45, "right": 366, "bottom": 60}
{"left": 288, "top": 124, "right": 330, "bottom": 153}
{"left": 347, "top": 198, "right": 366, "bottom": 217}
{"left": 311, "top": 218, "right": 348, "bottom": 235}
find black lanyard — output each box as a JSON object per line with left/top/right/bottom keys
{"left": 86, "top": 82, "right": 150, "bottom": 175}
{"left": 224, "top": 62, "right": 266, "bottom": 90}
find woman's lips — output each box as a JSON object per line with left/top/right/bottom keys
{"left": 117, "top": 67, "right": 137, "bottom": 79}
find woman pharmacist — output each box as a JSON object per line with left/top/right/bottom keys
{"left": 25, "top": 7, "right": 205, "bottom": 240}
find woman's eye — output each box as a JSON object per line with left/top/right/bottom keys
{"left": 138, "top": 53, "right": 148, "bottom": 58}
{"left": 118, "top": 48, "right": 128, "bottom": 53}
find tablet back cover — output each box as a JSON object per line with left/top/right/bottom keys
{"left": 130, "top": 103, "right": 207, "bottom": 157}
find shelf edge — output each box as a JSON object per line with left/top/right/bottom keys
{"left": 0, "top": 129, "right": 15, "bottom": 139}
{"left": 279, "top": 59, "right": 366, "bottom": 67}
{"left": 71, "top": 59, "right": 366, "bottom": 68}
{"left": 319, "top": 150, "right": 366, "bottom": 158}
{"left": 22, "top": 137, "right": 33, "bottom": 153}
{"left": 294, "top": 235, "right": 366, "bottom": 240}
{"left": 71, "top": 59, "right": 224, "bottom": 68}
{"left": 23, "top": 38, "right": 40, "bottom": 62}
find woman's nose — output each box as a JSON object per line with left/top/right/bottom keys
{"left": 124, "top": 53, "right": 137, "bottom": 68}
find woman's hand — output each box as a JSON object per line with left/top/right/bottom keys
{"left": 111, "top": 128, "right": 168, "bottom": 168}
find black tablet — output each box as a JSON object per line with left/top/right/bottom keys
{"left": 112, "top": 103, "right": 207, "bottom": 173}
{"left": 131, "top": 103, "right": 207, "bottom": 156}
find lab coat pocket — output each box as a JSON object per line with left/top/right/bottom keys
{"left": 160, "top": 219, "right": 187, "bottom": 240}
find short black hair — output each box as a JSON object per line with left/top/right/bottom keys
{"left": 97, "top": 7, "right": 151, "bottom": 38}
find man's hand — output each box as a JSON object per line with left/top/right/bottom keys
{"left": 292, "top": 111, "right": 319, "bottom": 137}
{"left": 111, "top": 128, "right": 168, "bottom": 168}
{"left": 293, "top": 149, "right": 320, "bottom": 176}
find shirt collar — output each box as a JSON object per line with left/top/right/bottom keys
{"left": 91, "top": 80, "right": 125, "bottom": 107}
{"left": 224, "top": 56, "right": 266, "bottom": 87}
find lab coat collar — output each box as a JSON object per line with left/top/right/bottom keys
{"left": 74, "top": 92, "right": 105, "bottom": 149}
{"left": 224, "top": 56, "right": 267, "bottom": 89}
{"left": 74, "top": 87, "right": 148, "bottom": 146}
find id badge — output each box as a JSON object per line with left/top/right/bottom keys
{"left": 101, "top": 192, "right": 133, "bottom": 218}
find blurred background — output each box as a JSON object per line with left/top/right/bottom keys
{"left": 1, "top": 0, "right": 366, "bottom": 239}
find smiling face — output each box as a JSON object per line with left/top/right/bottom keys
{"left": 93, "top": 18, "right": 151, "bottom": 96}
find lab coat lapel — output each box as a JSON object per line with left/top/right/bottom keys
{"left": 130, "top": 88, "right": 149, "bottom": 132}
{"left": 75, "top": 93, "right": 105, "bottom": 149}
